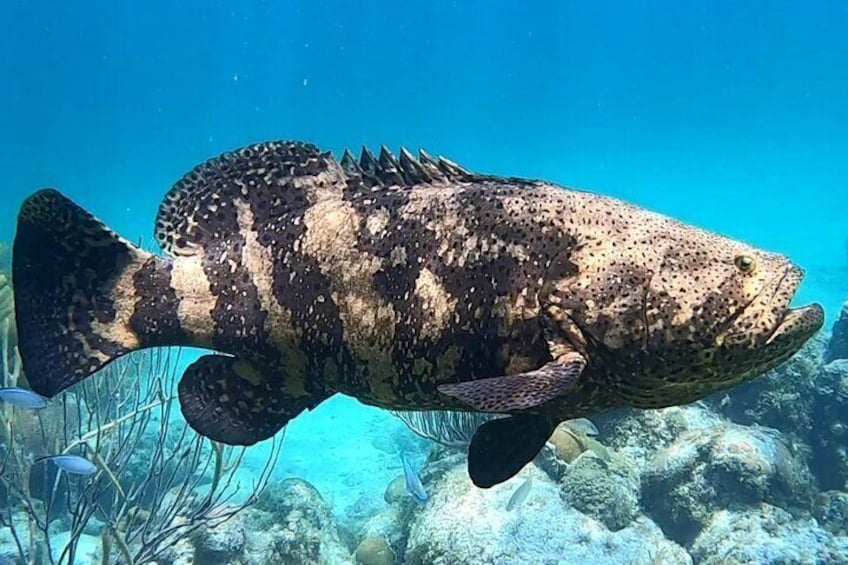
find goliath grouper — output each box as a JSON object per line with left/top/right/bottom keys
{"left": 12, "top": 141, "right": 824, "bottom": 487}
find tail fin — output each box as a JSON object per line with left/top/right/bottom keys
{"left": 13, "top": 189, "right": 172, "bottom": 397}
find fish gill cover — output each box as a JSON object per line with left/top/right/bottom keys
{"left": 1, "top": 1, "right": 847, "bottom": 564}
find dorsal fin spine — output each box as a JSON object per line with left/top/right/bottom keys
{"left": 359, "top": 146, "right": 378, "bottom": 173}
{"left": 398, "top": 147, "right": 431, "bottom": 184}
{"left": 340, "top": 148, "right": 361, "bottom": 174}
{"left": 376, "top": 147, "right": 405, "bottom": 185}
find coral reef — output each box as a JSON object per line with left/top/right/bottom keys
{"left": 814, "top": 490, "right": 848, "bottom": 536}
{"left": 192, "top": 515, "right": 246, "bottom": 564}
{"left": 826, "top": 301, "right": 848, "bottom": 362}
{"left": 811, "top": 359, "right": 848, "bottom": 490}
{"left": 535, "top": 422, "right": 610, "bottom": 481}
{"left": 170, "top": 479, "right": 357, "bottom": 565}
{"left": 599, "top": 404, "right": 722, "bottom": 472}
{"left": 690, "top": 504, "right": 848, "bottom": 564}
{"left": 561, "top": 453, "right": 639, "bottom": 531}
{"left": 383, "top": 476, "right": 407, "bottom": 505}
{"left": 249, "top": 478, "right": 351, "bottom": 564}
{"left": 355, "top": 506, "right": 405, "bottom": 564}
{"left": 354, "top": 535, "right": 396, "bottom": 565}
{"left": 402, "top": 462, "right": 688, "bottom": 564}
{"left": 707, "top": 336, "right": 848, "bottom": 491}
{"left": 642, "top": 423, "right": 815, "bottom": 543}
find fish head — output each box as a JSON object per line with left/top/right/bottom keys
{"left": 543, "top": 204, "right": 824, "bottom": 406}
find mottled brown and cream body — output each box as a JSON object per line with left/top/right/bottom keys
{"left": 13, "top": 141, "right": 823, "bottom": 487}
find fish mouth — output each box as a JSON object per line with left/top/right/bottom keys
{"left": 763, "top": 265, "right": 824, "bottom": 348}
{"left": 765, "top": 302, "right": 824, "bottom": 346}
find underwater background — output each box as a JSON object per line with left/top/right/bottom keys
{"left": 1, "top": 1, "right": 847, "bottom": 564}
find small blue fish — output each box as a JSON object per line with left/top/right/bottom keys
{"left": 506, "top": 477, "right": 533, "bottom": 511}
{"left": 0, "top": 387, "right": 51, "bottom": 409}
{"left": 401, "top": 454, "right": 428, "bottom": 504}
{"left": 564, "top": 418, "right": 599, "bottom": 436}
{"left": 35, "top": 454, "right": 98, "bottom": 476}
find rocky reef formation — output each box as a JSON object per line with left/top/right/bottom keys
{"left": 709, "top": 331, "right": 848, "bottom": 491}
{"left": 171, "top": 479, "right": 351, "bottom": 565}
{"left": 826, "top": 301, "right": 848, "bottom": 362}
{"left": 690, "top": 504, "right": 848, "bottom": 564}
{"left": 401, "top": 460, "right": 688, "bottom": 565}
{"left": 640, "top": 423, "right": 815, "bottom": 543}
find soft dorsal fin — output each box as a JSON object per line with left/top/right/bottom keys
{"left": 155, "top": 141, "right": 345, "bottom": 256}
{"left": 155, "top": 140, "right": 486, "bottom": 256}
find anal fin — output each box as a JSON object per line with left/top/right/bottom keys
{"left": 178, "top": 354, "right": 315, "bottom": 446}
{"left": 437, "top": 352, "right": 586, "bottom": 412}
{"left": 468, "top": 414, "right": 555, "bottom": 488}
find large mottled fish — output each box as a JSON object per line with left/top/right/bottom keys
{"left": 12, "top": 141, "right": 823, "bottom": 488}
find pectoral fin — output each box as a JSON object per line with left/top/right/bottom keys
{"left": 437, "top": 352, "right": 586, "bottom": 412}
{"left": 178, "top": 354, "right": 318, "bottom": 446}
{"left": 467, "top": 414, "right": 556, "bottom": 488}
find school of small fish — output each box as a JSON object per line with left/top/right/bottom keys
{"left": 0, "top": 386, "right": 96, "bottom": 476}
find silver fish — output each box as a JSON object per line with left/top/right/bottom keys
{"left": 506, "top": 476, "right": 533, "bottom": 511}
{"left": 401, "top": 454, "right": 428, "bottom": 504}
{"left": 35, "top": 454, "right": 97, "bottom": 476}
{"left": 0, "top": 387, "right": 51, "bottom": 409}
{"left": 564, "top": 418, "right": 599, "bottom": 436}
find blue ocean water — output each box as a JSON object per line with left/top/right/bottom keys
{"left": 1, "top": 1, "right": 847, "bottom": 564}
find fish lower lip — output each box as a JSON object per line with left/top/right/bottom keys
{"left": 766, "top": 303, "right": 824, "bottom": 345}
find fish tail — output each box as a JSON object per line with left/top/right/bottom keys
{"left": 13, "top": 189, "right": 180, "bottom": 397}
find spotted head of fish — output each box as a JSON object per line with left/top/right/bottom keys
{"left": 542, "top": 199, "right": 824, "bottom": 408}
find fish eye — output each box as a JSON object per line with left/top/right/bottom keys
{"left": 734, "top": 255, "right": 756, "bottom": 274}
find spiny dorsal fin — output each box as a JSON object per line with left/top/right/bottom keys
{"left": 155, "top": 141, "right": 345, "bottom": 257}
{"left": 340, "top": 148, "right": 361, "bottom": 175}
{"left": 437, "top": 155, "right": 474, "bottom": 180}
{"left": 398, "top": 147, "right": 431, "bottom": 184}
{"left": 345, "top": 145, "right": 477, "bottom": 187}
{"left": 377, "top": 146, "right": 405, "bottom": 186}
{"left": 359, "top": 146, "right": 379, "bottom": 174}
{"left": 417, "top": 149, "right": 447, "bottom": 181}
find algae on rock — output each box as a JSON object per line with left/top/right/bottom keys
{"left": 402, "top": 456, "right": 687, "bottom": 565}
{"left": 641, "top": 423, "right": 815, "bottom": 544}
{"left": 690, "top": 503, "right": 848, "bottom": 565}
{"left": 561, "top": 453, "right": 639, "bottom": 531}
